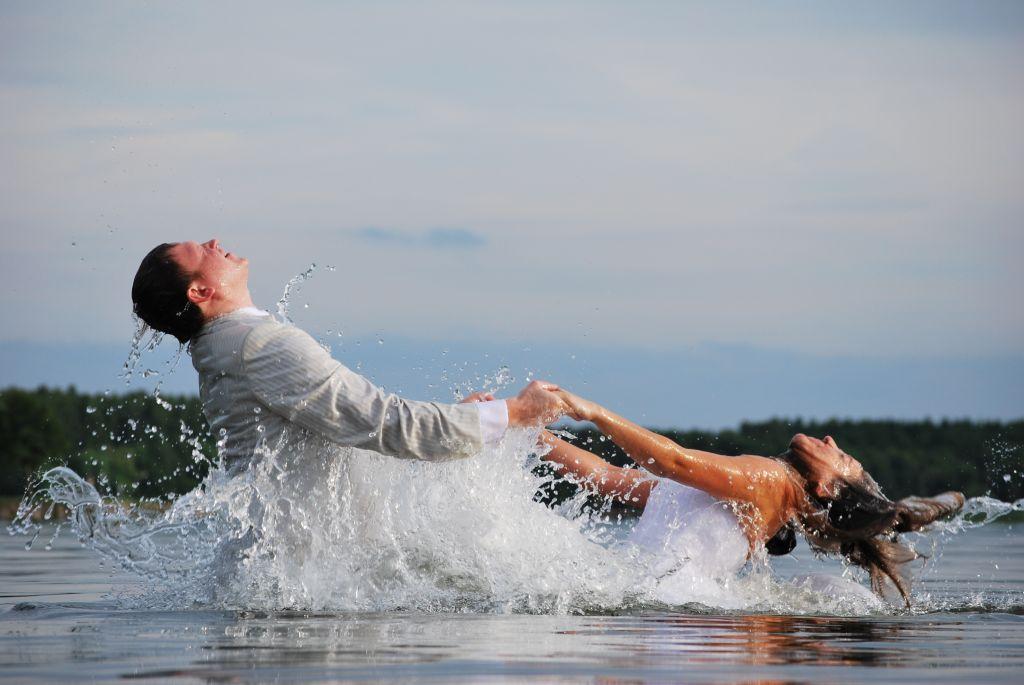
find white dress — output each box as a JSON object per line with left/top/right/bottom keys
{"left": 628, "top": 478, "right": 884, "bottom": 610}
{"left": 627, "top": 478, "right": 750, "bottom": 579}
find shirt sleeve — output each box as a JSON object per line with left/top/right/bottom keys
{"left": 475, "top": 399, "right": 509, "bottom": 445}
{"left": 241, "top": 322, "right": 484, "bottom": 461}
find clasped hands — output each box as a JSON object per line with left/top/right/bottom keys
{"left": 459, "top": 381, "right": 600, "bottom": 427}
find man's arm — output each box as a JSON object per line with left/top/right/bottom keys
{"left": 241, "top": 323, "right": 566, "bottom": 461}
{"left": 461, "top": 383, "right": 572, "bottom": 440}
{"left": 242, "top": 323, "right": 484, "bottom": 460}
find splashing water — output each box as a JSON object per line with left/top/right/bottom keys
{"left": 120, "top": 315, "right": 165, "bottom": 385}
{"left": 12, "top": 430, "right": 630, "bottom": 612}
{"left": 10, "top": 421, "right": 1021, "bottom": 616}
{"left": 120, "top": 315, "right": 188, "bottom": 390}
{"left": 276, "top": 263, "right": 317, "bottom": 324}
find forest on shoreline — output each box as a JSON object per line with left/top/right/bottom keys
{"left": 1, "top": 386, "right": 1021, "bottom": 505}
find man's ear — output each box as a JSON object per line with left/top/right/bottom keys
{"left": 186, "top": 282, "right": 215, "bottom": 306}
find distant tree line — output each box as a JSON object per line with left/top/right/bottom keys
{"left": 1, "top": 386, "right": 1021, "bottom": 504}
{"left": 0, "top": 386, "right": 214, "bottom": 499}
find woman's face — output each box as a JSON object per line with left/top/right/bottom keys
{"left": 788, "top": 434, "right": 865, "bottom": 500}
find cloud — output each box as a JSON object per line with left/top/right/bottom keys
{"left": 1, "top": 2, "right": 1022, "bottom": 358}
{"left": 354, "top": 227, "right": 487, "bottom": 249}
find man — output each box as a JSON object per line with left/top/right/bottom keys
{"left": 131, "top": 238, "right": 567, "bottom": 472}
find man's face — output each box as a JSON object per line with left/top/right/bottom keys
{"left": 168, "top": 238, "right": 249, "bottom": 298}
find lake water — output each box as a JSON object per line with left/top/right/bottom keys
{"left": 2, "top": 522, "right": 1021, "bottom": 683}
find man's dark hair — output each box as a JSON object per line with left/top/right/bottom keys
{"left": 131, "top": 243, "right": 205, "bottom": 344}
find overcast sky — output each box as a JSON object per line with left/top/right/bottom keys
{"left": 2, "top": 1, "right": 1022, "bottom": 424}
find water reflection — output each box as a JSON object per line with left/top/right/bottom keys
{"left": 4, "top": 603, "right": 1017, "bottom": 683}
{"left": 4, "top": 526, "right": 1022, "bottom": 683}
{"left": 181, "top": 610, "right": 965, "bottom": 675}
{"left": 576, "top": 613, "right": 946, "bottom": 668}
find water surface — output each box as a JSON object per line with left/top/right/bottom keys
{"left": 2, "top": 523, "right": 1021, "bottom": 683}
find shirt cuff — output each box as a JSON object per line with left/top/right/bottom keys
{"left": 476, "top": 399, "right": 509, "bottom": 445}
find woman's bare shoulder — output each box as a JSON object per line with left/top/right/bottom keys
{"left": 734, "top": 453, "right": 791, "bottom": 478}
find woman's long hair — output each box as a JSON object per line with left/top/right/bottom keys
{"left": 773, "top": 452, "right": 964, "bottom": 606}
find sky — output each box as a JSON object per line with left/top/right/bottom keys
{"left": 1, "top": 1, "right": 1022, "bottom": 427}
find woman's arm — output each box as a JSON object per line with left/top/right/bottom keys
{"left": 539, "top": 431, "right": 655, "bottom": 509}
{"left": 555, "top": 391, "right": 791, "bottom": 507}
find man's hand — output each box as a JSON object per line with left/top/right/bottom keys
{"left": 506, "top": 380, "right": 568, "bottom": 427}
{"left": 459, "top": 391, "right": 496, "bottom": 404}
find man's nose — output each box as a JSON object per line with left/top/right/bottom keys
{"left": 203, "top": 238, "right": 220, "bottom": 250}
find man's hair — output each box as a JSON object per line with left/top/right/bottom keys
{"left": 131, "top": 243, "right": 205, "bottom": 344}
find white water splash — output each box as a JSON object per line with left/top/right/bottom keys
{"left": 120, "top": 315, "right": 166, "bottom": 385}
{"left": 276, "top": 263, "right": 317, "bottom": 324}
{"left": 15, "top": 423, "right": 1015, "bottom": 616}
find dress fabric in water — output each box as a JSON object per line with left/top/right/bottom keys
{"left": 625, "top": 479, "right": 751, "bottom": 607}
{"left": 627, "top": 478, "right": 749, "bottom": 578}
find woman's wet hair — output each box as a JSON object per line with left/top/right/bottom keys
{"left": 131, "top": 243, "right": 204, "bottom": 344}
{"left": 775, "top": 449, "right": 964, "bottom": 606}
{"left": 765, "top": 522, "right": 797, "bottom": 556}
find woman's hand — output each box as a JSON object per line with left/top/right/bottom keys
{"left": 459, "top": 390, "right": 495, "bottom": 404}
{"left": 554, "top": 389, "right": 602, "bottom": 422}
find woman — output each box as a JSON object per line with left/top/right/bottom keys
{"left": 541, "top": 390, "right": 965, "bottom": 605}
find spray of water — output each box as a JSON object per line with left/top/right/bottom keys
{"left": 276, "top": 263, "right": 317, "bottom": 324}
{"left": 120, "top": 315, "right": 165, "bottom": 385}
{"left": 11, "top": 418, "right": 1020, "bottom": 616}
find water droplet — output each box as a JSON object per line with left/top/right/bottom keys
{"left": 276, "top": 263, "right": 317, "bottom": 323}
{"left": 1004, "top": 474, "right": 1013, "bottom": 482}
{"left": 85, "top": 406, "right": 97, "bottom": 414}
{"left": 377, "top": 338, "right": 384, "bottom": 346}
{"left": 368, "top": 431, "right": 378, "bottom": 438}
